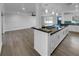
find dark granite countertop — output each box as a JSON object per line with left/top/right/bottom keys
{"left": 32, "top": 24, "right": 79, "bottom": 35}
{"left": 61, "top": 24, "right": 79, "bottom": 26}
{"left": 32, "top": 27, "right": 52, "bottom": 33}
{"left": 32, "top": 26, "right": 67, "bottom": 35}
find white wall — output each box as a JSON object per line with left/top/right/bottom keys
{"left": 0, "top": 3, "right": 3, "bottom": 54}
{"left": 4, "top": 13, "right": 36, "bottom": 32}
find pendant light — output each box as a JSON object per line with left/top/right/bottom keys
{"left": 75, "top": 4, "right": 78, "bottom": 8}
{"left": 56, "top": 13, "right": 58, "bottom": 16}
{"left": 75, "top": 4, "right": 78, "bottom": 12}
{"left": 45, "top": 9, "right": 48, "bottom": 14}
{"left": 52, "top": 11, "right": 55, "bottom": 15}
{"left": 22, "top": 4, "right": 25, "bottom": 11}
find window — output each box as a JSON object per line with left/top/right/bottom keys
{"left": 44, "top": 16, "right": 53, "bottom": 26}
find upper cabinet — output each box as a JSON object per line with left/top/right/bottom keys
{"left": 62, "top": 11, "right": 79, "bottom": 24}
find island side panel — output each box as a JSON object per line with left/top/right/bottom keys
{"left": 34, "top": 29, "right": 50, "bottom": 56}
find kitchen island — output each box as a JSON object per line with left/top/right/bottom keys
{"left": 33, "top": 25, "right": 79, "bottom": 56}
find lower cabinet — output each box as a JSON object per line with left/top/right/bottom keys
{"left": 68, "top": 25, "right": 79, "bottom": 32}
{"left": 50, "top": 27, "right": 69, "bottom": 54}
{"left": 34, "top": 30, "right": 50, "bottom": 56}
{"left": 50, "top": 25, "right": 79, "bottom": 55}
{"left": 34, "top": 25, "right": 79, "bottom": 56}
{"left": 50, "top": 33, "right": 58, "bottom": 53}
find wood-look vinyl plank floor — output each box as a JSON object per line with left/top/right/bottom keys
{"left": 52, "top": 32, "right": 79, "bottom": 56}
{"left": 1, "top": 29, "right": 40, "bottom": 56}
{"left": 1, "top": 29, "right": 79, "bottom": 56}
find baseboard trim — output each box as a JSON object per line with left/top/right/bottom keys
{"left": 4, "top": 27, "right": 33, "bottom": 32}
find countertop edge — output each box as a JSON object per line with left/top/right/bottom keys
{"left": 32, "top": 26, "right": 68, "bottom": 35}
{"left": 32, "top": 24, "right": 79, "bottom": 35}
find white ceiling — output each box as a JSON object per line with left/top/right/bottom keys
{"left": 4, "top": 3, "right": 36, "bottom": 14}
{"left": 4, "top": 3, "right": 79, "bottom": 15}
{"left": 41, "top": 3, "right": 79, "bottom": 12}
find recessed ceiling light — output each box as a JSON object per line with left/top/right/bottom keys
{"left": 22, "top": 7, "right": 25, "bottom": 10}
{"left": 52, "top": 11, "right": 55, "bottom": 15}
{"left": 75, "top": 4, "right": 78, "bottom": 8}
{"left": 56, "top": 13, "right": 58, "bottom": 16}
{"left": 45, "top": 9, "right": 48, "bottom": 13}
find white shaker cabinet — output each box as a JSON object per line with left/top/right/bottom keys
{"left": 34, "top": 25, "right": 79, "bottom": 56}
{"left": 68, "top": 25, "right": 79, "bottom": 32}
{"left": 34, "top": 27, "right": 69, "bottom": 56}
{"left": 34, "top": 29, "right": 50, "bottom": 56}
{"left": 50, "top": 33, "right": 60, "bottom": 53}
{"left": 50, "top": 27, "right": 69, "bottom": 53}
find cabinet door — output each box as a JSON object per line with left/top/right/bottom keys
{"left": 69, "top": 25, "right": 79, "bottom": 32}
{"left": 75, "top": 26, "right": 79, "bottom": 32}
{"left": 68, "top": 25, "right": 72, "bottom": 31}
{"left": 50, "top": 27, "right": 69, "bottom": 54}
{"left": 50, "top": 34, "right": 56, "bottom": 53}
{"left": 34, "top": 30, "right": 49, "bottom": 56}
{"left": 72, "top": 26, "right": 77, "bottom": 32}
{"left": 50, "top": 33, "right": 60, "bottom": 53}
